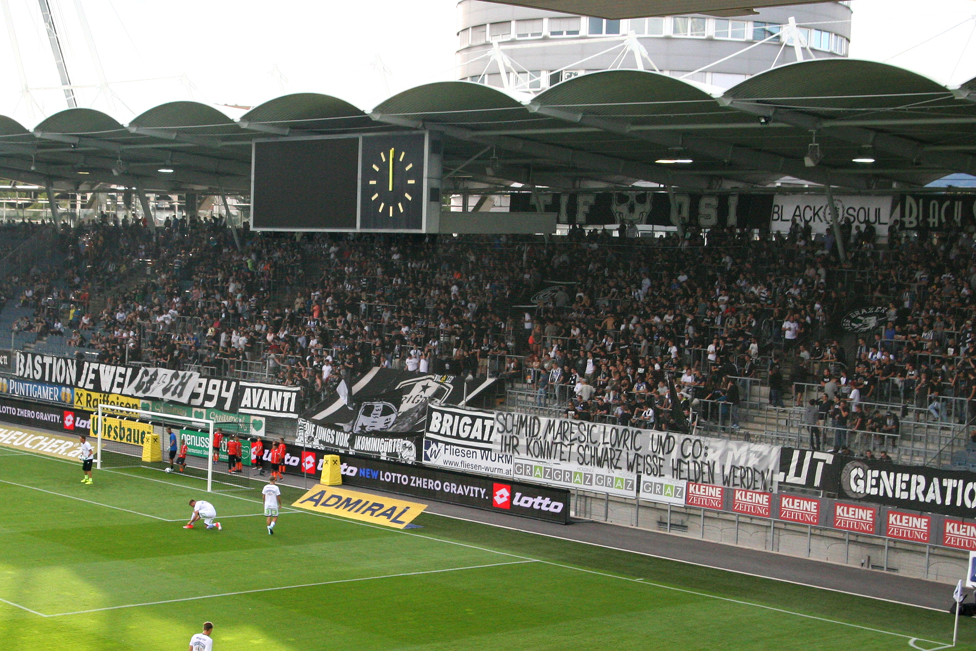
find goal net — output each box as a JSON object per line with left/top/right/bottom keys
{"left": 94, "top": 404, "right": 221, "bottom": 491}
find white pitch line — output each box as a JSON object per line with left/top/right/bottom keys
{"left": 426, "top": 510, "right": 952, "bottom": 614}
{"left": 0, "top": 478, "right": 170, "bottom": 521}
{"left": 0, "top": 596, "right": 47, "bottom": 617}
{"left": 530, "top": 558, "right": 941, "bottom": 645}
{"left": 46, "top": 559, "right": 536, "bottom": 617}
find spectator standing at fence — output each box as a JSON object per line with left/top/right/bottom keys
{"left": 805, "top": 399, "right": 821, "bottom": 451}
{"left": 831, "top": 399, "right": 850, "bottom": 452}
{"left": 536, "top": 370, "right": 550, "bottom": 407}
{"left": 768, "top": 365, "right": 784, "bottom": 408}
{"left": 725, "top": 377, "right": 740, "bottom": 428}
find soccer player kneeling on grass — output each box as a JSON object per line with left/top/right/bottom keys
{"left": 188, "top": 621, "right": 214, "bottom": 651}
{"left": 262, "top": 475, "right": 281, "bottom": 535}
{"left": 79, "top": 435, "right": 94, "bottom": 485}
{"left": 184, "top": 499, "right": 221, "bottom": 530}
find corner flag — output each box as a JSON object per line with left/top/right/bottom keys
{"left": 955, "top": 579, "right": 965, "bottom": 603}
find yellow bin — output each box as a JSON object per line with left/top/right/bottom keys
{"left": 321, "top": 454, "right": 342, "bottom": 485}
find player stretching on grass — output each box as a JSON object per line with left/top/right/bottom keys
{"left": 79, "top": 435, "right": 94, "bottom": 485}
{"left": 188, "top": 621, "right": 214, "bottom": 651}
{"left": 262, "top": 475, "right": 281, "bottom": 535}
{"left": 184, "top": 499, "right": 221, "bottom": 530}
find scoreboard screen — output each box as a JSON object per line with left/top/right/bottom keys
{"left": 250, "top": 133, "right": 430, "bottom": 232}
{"left": 251, "top": 138, "right": 359, "bottom": 231}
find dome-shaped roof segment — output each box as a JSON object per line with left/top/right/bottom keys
{"left": 131, "top": 102, "right": 234, "bottom": 129}
{"left": 0, "top": 116, "right": 30, "bottom": 138}
{"left": 725, "top": 59, "right": 953, "bottom": 115}
{"left": 35, "top": 108, "right": 125, "bottom": 134}
{"left": 373, "top": 81, "right": 526, "bottom": 124}
{"left": 241, "top": 93, "right": 375, "bottom": 133}
{"left": 243, "top": 93, "right": 365, "bottom": 122}
{"left": 535, "top": 69, "right": 737, "bottom": 126}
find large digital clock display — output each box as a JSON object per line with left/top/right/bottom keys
{"left": 359, "top": 133, "right": 426, "bottom": 231}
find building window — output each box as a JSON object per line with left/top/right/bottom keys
{"left": 810, "top": 29, "right": 831, "bottom": 51}
{"left": 471, "top": 24, "right": 487, "bottom": 45}
{"left": 714, "top": 19, "right": 747, "bottom": 40}
{"left": 549, "top": 16, "right": 580, "bottom": 37}
{"left": 833, "top": 35, "right": 848, "bottom": 55}
{"left": 459, "top": 29, "right": 470, "bottom": 48}
{"left": 490, "top": 22, "right": 512, "bottom": 41}
{"left": 672, "top": 17, "right": 706, "bottom": 38}
{"left": 588, "top": 17, "right": 621, "bottom": 36}
{"left": 548, "top": 69, "right": 581, "bottom": 85}
{"left": 782, "top": 26, "right": 809, "bottom": 47}
{"left": 629, "top": 17, "right": 665, "bottom": 36}
{"left": 516, "top": 19, "right": 543, "bottom": 39}
{"left": 752, "top": 21, "right": 780, "bottom": 42}
{"left": 512, "top": 70, "right": 543, "bottom": 91}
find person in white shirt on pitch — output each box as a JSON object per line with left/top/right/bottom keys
{"left": 79, "top": 435, "right": 94, "bottom": 485}
{"left": 262, "top": 475, "right": 281, "bottom": 535}
{"left": 188, "top": 621, "right": 214, "bottom": 651}
{"left": 184, "top": 499, "right": 221, "bottom": 530}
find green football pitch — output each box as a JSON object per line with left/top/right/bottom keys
{"left": 0, "top": 446, "right": 971, "bottom": 651}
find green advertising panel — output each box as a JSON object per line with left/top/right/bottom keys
{"left": 178, "top": 428, "right": 252, "bottom": 466}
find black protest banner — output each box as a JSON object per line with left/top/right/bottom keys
{"left": 832, "top": 458, "right": 976, "bottom": 518}
{"left": 296, "top": 418, "right": 421, "bottom": 463}
{"left": 776, "top": 448, "right": 837, "bottom": 491}
{"left": 233, "top": 381, "right": 301, "bottom": 419}
{"left": 15, "top": 352, "right": 77, "bottom": 385}
{"left": 894, "top": 194, "right": 976, "bottom": 232}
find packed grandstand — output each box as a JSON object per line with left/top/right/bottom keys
{"left": 3, "top": 212, "right": 974, "bottom": 463}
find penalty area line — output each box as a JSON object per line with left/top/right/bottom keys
{"left": 0, "top": 596, "right": 47, "bottom": 618}
{"left": 0, "top": 478, "right": 170, "bottom": 521}
{"left": 45, "top": 559, "right": 537, "bottom": 617}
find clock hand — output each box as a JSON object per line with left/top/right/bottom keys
{"left": 389, "top": 148, "right": 394, "bottom": 192}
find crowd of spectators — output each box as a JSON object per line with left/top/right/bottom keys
{"left": 4, "top": 211, "right": 976, "bottom": 458}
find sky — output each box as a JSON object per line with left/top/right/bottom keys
{"left": 0, "top": 0, "right": 972, "bottom": 127}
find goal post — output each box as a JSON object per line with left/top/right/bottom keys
{"left": 95, "top": 403, "right": 216, "bottom": 492}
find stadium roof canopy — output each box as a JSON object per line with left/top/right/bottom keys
{"left": 1, "top": 59, "right": 975, "bottom": 196}
{"left": 480, "top": 0, "right": 836, "bottom": 20}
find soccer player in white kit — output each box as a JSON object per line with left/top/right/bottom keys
{"left": 184, "top": 499, "right": 221, "bottom": 530}
{"left": 188, "top": 621, "right": 214, "bottom": 650}
{"left": 262, "top": 475, "right": 281, "bottom": 535}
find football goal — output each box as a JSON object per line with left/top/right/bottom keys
{"left": 94, "top": 403, "right": 217, "bottom": 492}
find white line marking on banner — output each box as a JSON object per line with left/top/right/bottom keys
{"left": 46, "top": 560, "right": 535, "bottom": 617}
